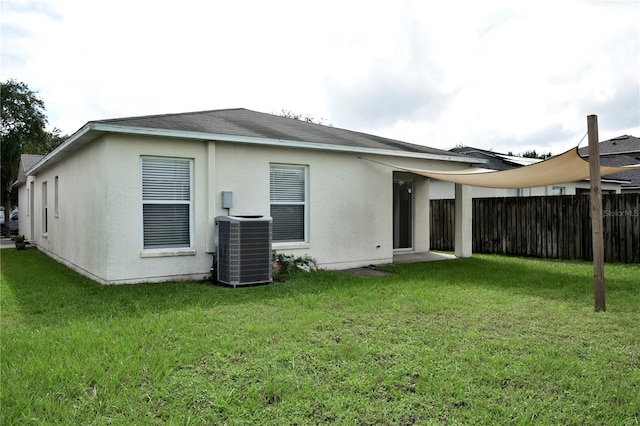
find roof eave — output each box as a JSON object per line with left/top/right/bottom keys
{"left": 95, "top": 123, "right": 482, "bottom": 163}
{"left": 28, "top": 122, "right": 482, "bottom": 174}
{"left": 27, "top": 123, "right": 100, "bottom": 175}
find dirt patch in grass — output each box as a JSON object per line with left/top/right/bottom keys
{"left": 343, "top": 265, "right": 392, "bottom": 277}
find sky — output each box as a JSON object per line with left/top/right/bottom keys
{"left": 2, "top": 0, "right": 639, "bottom": 156}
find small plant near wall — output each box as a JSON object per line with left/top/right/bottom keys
{"left": 13, "top": 235, "right": 26, "bottom": 250}
{"left": 272, "top": 251, "right": 318, "bottom": 279}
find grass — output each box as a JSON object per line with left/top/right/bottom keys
{"left": 1, "top": 249, "right": 639, "bottom": 425}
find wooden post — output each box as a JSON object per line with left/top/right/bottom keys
{"left": 588, "top": 115, "right": 605, "bottom": 312}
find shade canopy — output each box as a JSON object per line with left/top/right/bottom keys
{"left": 393, "top": 147, "right": 640, "bottom": 189}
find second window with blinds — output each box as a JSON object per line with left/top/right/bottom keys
{"left": 270, "top": 164, "right": 308, "bottom": 243}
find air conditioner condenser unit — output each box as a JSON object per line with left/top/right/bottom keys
{"left": 214, "top": 215, "right": 272, "bottom": 287}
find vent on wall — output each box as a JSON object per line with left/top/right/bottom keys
{"left": 215, "top": 215, "right": 272, "bottom": 287}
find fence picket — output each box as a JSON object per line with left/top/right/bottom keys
{"left": 430, "top": 193, "right": 640, "bottom": 263}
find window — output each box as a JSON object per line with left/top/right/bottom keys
{"left": 270, "top": 164, "right": 307, "bottom": 243}
{"left": 142, "top": 157, "right": 192, "bottom": 249}
{"left": 42, "top": 181, "right": 48, "bottom": 234}
{"left": 54, "top": 176, "right": 59, "bottom": 217}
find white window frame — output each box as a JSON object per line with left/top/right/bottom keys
{"left": 54, "top": 176, "right": 59, "bottom": 218}
{"left": 270, "top": 164, "right": 309, "bottom": 246}
{"left": 140, "top": 156, "right": 194, "bottom": 255}
{"left": 42, "top": 181, "right": 48, "bottom": 236}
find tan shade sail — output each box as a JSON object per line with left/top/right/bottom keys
{"left": 394, "top": 147, "right": 640, "bottom": 189}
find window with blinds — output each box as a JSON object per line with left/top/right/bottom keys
{"left": 142, "top": 157, "right": 192, "bottom": 249}
{"left": 270, "top": 164, "right": 307, "bottom": 242}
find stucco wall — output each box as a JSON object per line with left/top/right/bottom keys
{"left": 25, "top": 138, "right": 109, "bottom": 281}
{"left": 214, "top": 143, "right": 395, "bottom": 269}
{"left": 100, "top": 134, "right": 211, "bottom": 283}
{"left": 24, "top": 133, "right": 471, "bottom": 283}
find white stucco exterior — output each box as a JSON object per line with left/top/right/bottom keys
{"left": 19, "top": 130, "right": 474, "bottom": 284}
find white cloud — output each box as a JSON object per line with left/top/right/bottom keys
{"left": 2, "top": 0, "right": 638, "bottom": 156}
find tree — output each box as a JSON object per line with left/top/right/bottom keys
{"left": 279, "top": 109, "right": 330, "bottom": 126}
{"left": 521, "top": 149, "right": 552, "bottom": 159}
{"left": 1, "top": 80, "right": 55, "bottom": 222}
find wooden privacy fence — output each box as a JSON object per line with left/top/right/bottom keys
{"left": 430, "top": 193, "right": 640, "bottom": 263}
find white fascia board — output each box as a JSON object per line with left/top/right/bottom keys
{"left": 26, "top": 123, "right": 96, "bottom": 175}
{"left": 28, "top": 122, "right": 481, "bottom": 175}
{"left": 600, "top": 178, "right": 631, "bottom": 184}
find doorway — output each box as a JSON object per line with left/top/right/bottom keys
{"left": 393, "top": 179, "right": 413, "bottom": 249}
{"left": 30, "top": 181, "right": 35, "bottom": 240}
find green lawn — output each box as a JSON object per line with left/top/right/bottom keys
{"left": 1, "top": 249, "right": 639, "bottom": 425}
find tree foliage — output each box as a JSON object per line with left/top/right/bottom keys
{"left": 279, "top": 109, "right": 330, "bottom": 126}
{"left": 507, "top": 149, "right": 552, "bottom": 159}
{"left": 521, "top": 149, "right": 552, "bottom": 159}
{"left": 1, "top": 79, "right": 64, "bottom": 217}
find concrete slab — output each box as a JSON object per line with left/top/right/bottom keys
{"left": 0, "top": 238, "right": 16, "bottom": 249}
{"left": 393, "top": 251, "right": 457, "bottom": 264}
{"left": 344, "top": 251, "right": 457, "bottom": 277}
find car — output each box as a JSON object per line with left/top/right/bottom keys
{"left": 7, "top": 210, "right": 19, "bottom": 234}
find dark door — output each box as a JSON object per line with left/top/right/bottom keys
{"left": 393, "top": 180, "right": 413, "bottom": 249}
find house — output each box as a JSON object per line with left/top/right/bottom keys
{"left": 429, "top": 144, "right": 630, "bottom": 199}
{"left": 7, "top": 154, "right": 45, "bottom": 235}
{"left": 17, "top": 108, "right": 479, "bottom": 284}
{"left": 578, "top": 135, "right": 640, "bottom": 193}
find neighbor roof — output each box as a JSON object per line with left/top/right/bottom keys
{"left": 578, "top": 134, "right": 640, "bottom": 156}
{"left": 578, "top": 135, "right": 640, "bottom": 190}
{"left": 14, "top": 154, "right": 45, "bottom": 186}
{"left": 449, "top": 146, "right": 527, "bottom": 171}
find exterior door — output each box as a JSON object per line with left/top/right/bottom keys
{"left": 393, "top": 179, "right": 413, "bottom": 249}
{"left": 30, "top": 181, "right": 35, "bottom": 240}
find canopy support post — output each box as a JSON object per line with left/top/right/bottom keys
{"left": 454, "top": 183, "right": 472, "bottom": 258}
{"left": 588, "top": 114, "right": 605, "bottom": 312}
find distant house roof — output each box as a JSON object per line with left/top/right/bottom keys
{"left": 14, "top": 154, "right": 45, "bottom": 186}
{"left": 578, "top": 135, "right": 640, "bottom": 190}
{"left": 449, "top": 142, "right": 638, "bottom": 187}
{"left": 448, "top": 146, "right": 539, "bottom": 171}
{"left": 28, "top": 108, "right": 477, "bottom": 174}
{"left": 578, "top": 134, "right": 640, "bottom": 156}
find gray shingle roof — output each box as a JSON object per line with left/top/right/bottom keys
{"left": 578, "top": 135, "right": 640, "bottom": 189}
{"left": 95, "top": 108, "right": 464, "bottom": 158}
{"left": 449, "top": 146, "right": 520, "bottom": 171}
{"left": 578, "top": 135, "right": 640, "bottom": 156}
{"left": 16, "top": 154, "right": 45, "bottom": 185}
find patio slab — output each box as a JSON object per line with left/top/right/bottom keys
{"left": 393, "top": 251, "right": 457, "bottom": 264}
{"left": 344, "top": 251, "right": 457, "bottom": 277}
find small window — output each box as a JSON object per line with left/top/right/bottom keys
{"left": 42, "top": 181, "right": 48, "bottom": 234}
{"left": 270, "top": 164, "right": 307, "bottom": 243}
{"left": 141, "top": 157, "right": 192, "bottom": 249}
{"left": 54, "top": 176, "right": 59, "bottom": 217}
